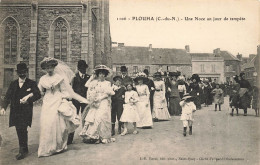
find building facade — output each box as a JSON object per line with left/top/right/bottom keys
{"left": 112, "top": 43, "right": 192, "bottom": 78}
{"left": 241, "top": 53, "right": 258, "bottom": 86}
{"left": 0, "top": 0, "right": 112, "bottom": 94}
{"left": 213, "top": 48, "right": 241, "bottom": 82}
{"left": 191, "top": 55, "right": 225, "bottom": 83}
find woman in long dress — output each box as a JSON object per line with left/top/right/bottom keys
{"left": 79, "top": 65, "right": 115, "bottom": 144}
{"left": 38, "top": 57, "right": 89, "bottom": 157}
{"left": 167, "top": 72, "right": 182, "bottom": 116}
{"left": 234, "top": 73, "right": 252, "bottom": 116}
{"left": 152, "top": 72, "right": 171, "bottom": 121}
{"left": 134, "top": 72, "right": 153, "bottom": 128}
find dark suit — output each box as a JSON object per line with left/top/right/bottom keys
{"left": 68, "top": 72, "right": 89, "bottom": 144}
{"left": 72, "top": 72, "right": 90, "bottom": 114}
{"left": 2, "top": 78, "right": 41, "bottom": 152}
{"left": 111, "top": 87, "right": 126, "bottom": 123}
{"left": 144, "top": 77, "right": 155, "bottom": 113}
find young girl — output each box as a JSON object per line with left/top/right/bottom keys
{"left": 120, "top": 83, "right": 140, "bottom": 135}
{"left": 180, "top": 94, "right": 196, "bottom": 136}
{"left": 211, "top": 84, "right": 224, "bottom": 111}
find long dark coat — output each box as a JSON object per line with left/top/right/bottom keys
{"left": 2, "top": 78, "right": 41, "bottom": 127}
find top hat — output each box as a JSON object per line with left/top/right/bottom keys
{"left": 120, "top": 66, "right": 127, "bottom": 72}
{"left": 113, "top": 76, "right": 123, "bottom": 82}
{"left": 16, "top": 63, "right": 28, "bottom": 73}
{"left": 143, "top": 69, "right": 149, "bottom": 76}
{"left": 77, "top": 60, "right": 88, "bottom": 69}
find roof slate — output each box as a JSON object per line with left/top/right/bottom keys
{"left": 112, "top": 46, "right": 191, "bottom": 65}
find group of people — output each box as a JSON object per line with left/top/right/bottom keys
{"left": 0, "top": 57, "right": 259, "bottom": 161}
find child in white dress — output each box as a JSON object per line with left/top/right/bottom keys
{"left": 180, "top": 93, "right": 196, "bottom": 137}
{"left": 120, "top": 83, "right": 140, "bottom": 135}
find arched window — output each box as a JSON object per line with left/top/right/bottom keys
{"left": 4, "top": 18, "right": 18, "bottom": 64}
{"left": 54, "top": 18, "right": 68, "bottom": 62}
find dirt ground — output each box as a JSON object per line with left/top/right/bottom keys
{"left": 0, "top": 97, "right": 259, "bottom": 165}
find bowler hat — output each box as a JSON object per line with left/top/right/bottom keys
{"left": 16, "top": 63, "right": 28, "bottom": 73}
{"left": 77, "top": 60, "right": 88, "bottom": 69}
{"left": 113, "top": 76, "right": 123, "bottom": 82}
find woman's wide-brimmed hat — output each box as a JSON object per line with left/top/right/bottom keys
{"left": 182, "top": 93, "right": 193, "bottom": 100}
{"left": 191, "top": 74, "right": 201, "bottom": 82}
{"left": 134, "top": 72, "right": 146, "bottom": 82}
{"left": 40, "top": 57, "right": 58, "bottom": 69}
{"left": 169, "top": 71, "right": 180, "bottom": 78}
{"left": 94, "top": 64, "right": 111, "bottom": 72}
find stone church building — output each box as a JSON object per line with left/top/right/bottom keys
{"left": 0, "top": 0, "right": 112, "bottom": 94}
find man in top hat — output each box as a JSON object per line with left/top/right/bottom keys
{"left": 0, "top": 63, "right": 41, "bottom": 160}
{"left": 190, "top": 74, "right": 201, "bottom": 110}
{"left": 143, "top": 69, "right": 155, "bottom": 113}
{"left": 68, "top": 60, "right": 90, "bottom": 144}
{"left": 120, "top": 66, "right": 133, "bottom": 86}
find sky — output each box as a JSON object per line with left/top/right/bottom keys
{"left": 109, "top": 0, "right": 260, "bottom": 57}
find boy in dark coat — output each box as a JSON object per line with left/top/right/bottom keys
{"left": 111, "top": 76, "right": 126, "bottom": 135}
{"left": 0, "top": 63, "right": 41, "bottom": 160}
{"left": 143, "top": 69, "right": 155, "bottom": 113}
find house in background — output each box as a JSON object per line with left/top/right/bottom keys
{"left": 191, "top": 53, "right": 225, "bottom": 83}
{"left": 241, "top": 54, "right": 258, "bottom": 85}
{"left": 214, "top": 48, "right": 241, "bottom": 82}
{"left": 191, "top": 48, "right": 240, "bottom": 83}
{"left": 112, "top": 43, "right": 192, "bottom": 78}
{"left": 0, "top": 0, "right": 112, "bottom": 94}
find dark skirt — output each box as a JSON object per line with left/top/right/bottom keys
{"left": 169, "top": 96, "right": 181, "bottom": 116}
{"left": 194, "top": 96, "right": 201, "bottom": 109}
{"left": 239, "top": 93, "right": 251, "bottom": 109}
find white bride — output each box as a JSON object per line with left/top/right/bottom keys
{"left": 37, "top": 57, "right": 88, "bottom": 157}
